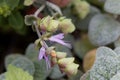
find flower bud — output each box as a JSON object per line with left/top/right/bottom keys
{"left": 59, "top": 18, "right": 75, "bottom": 34}
{"left": 64, "top": 63, "right": 79, "bottom": 76}
{"left": 39, "top": 16, "right": 51, "bottom": 31}
{"left": 24, "top": 0, "right": 35, "bottom": 6}
{"left": 56, "top": 52, "right": 67, "bottom": 59}
{"left": 58, "top": 57, "right": 74, "bottom": 68}
{"left": 48, "top": 20, "right": 59, "bottom": 32}
{"left": 72, "top": 0, "right": 90, "bottom": 19}
{"left": 39, "top": 16, "right": 59, "bottom": 32}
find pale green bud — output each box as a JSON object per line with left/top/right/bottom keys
{"left": 56, "top": 52, "right": 67, "bottom": 59}
{"left": 39, "top": 16, "right": 51, "bottom": 31}
{"left": 24, "top": 0, "right": 34, "bottom": 6}
{"left": 73, "top": 0, "right": 90, "bottom": 19}
{"left": 64, "top": 63, "right": 79, "bottom": 76}
{"left": 48, "top": 20, "right": 59, "bottom": 32}
{"left": 39, "top": 16, "right": 59, "bottom": 32}
{"left": 59, "top": 18, "right": 75, "bottom": 34}
{"left": 58, "top": 57, "right": 74, "bottom": 67}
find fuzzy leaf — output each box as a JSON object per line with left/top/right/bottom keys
{"left": 6, "top": 65, "right": 33, "bottom": 80}
{"left": 25, "top": 15, "right": 37, "bottom": 26}
{"left": 104, "top": 0, "right": 120, "bottom": 14}
{"left": 5, "top": 0, "right": 19, "bottom": 10}
{"left": 11, "top": 56, "right": 35, "bottom": 75}
{"left": 33, "top": 60, "right": 50, "bottom": 80}
{"left": 89, "top": 47, "right": 120, "bottom": 79}
{"left": 8, "top": 11, "right": 25, "bottom": 34}
{"left": 88, "top": 14, "right": 120, "bottom": 46}
{"left": 69, "top": 70, "right": 83, "bottom": 80}
{"left": 49, "top": 65, "right": 65, "bottom": 79}
{"left": 25, "top": 43, "right": 39, "bottom": 62}
{"left": 5, "top": 54, "right": 23, "bottom": 69}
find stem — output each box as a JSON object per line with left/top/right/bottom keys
{"left": 46, "top": 1, "right": 63, "bottom": 15}
{"left": 33, "top": 5, "right": 49, "bottom": 49}
{"left": 34, "top": 22, "right": 49, "bottom": 48}
{"left": 34, "top": 5, "right": 45, "bottom": 17}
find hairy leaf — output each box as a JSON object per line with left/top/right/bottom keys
{"left": 88, "top": 14, "right": 120, "bottom": 46}
{"left": 6, "top": 65, "right": 33, "bottom": 80}
{"left": 104, "top": 0, "right": 120, "bottom": 14}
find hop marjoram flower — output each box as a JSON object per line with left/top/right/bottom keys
{"left": 58, "top": 57, "right": 79, "bottom": 76}
{"left": 59, "top": 18, "right": 75, "bottom": 34}
{"left": 38, "top": 16, "right": 59, "bottom": 32}
{"left": 72, "top": 0, "right": 90, "bottom": 19}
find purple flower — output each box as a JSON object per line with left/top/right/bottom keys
{"left": 48, "top": 33, "right": 72, "bottom": 48}
{"left": 38, "top": 46, "right": 51, "bottom": 69}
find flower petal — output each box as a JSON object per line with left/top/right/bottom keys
{"left": 38, "top": 47, "right": 45, "bottom": 60}
{"left": 49, "top": 38, "right": 71, "bottom": 48}
{"left": 50, "top": 33, "right": 64, "bottom": 39}
{"left": 44, "top": 55, "right": 51, "bottom": 69}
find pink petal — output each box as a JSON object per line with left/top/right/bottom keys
{"left": 44, "top": 55, "right": 51, "bottom": 69}
{"left": 38, "top": 47, "right": 45, "bottom": 60}
{"left": 49, "top": 38, "right": 71, "bottom": 48}
{"left": 51, "top": 33, "right": 64, "bottom": 39}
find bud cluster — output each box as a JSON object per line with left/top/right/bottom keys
{"left": 24, "top": 4, "right": 79, "bottom": 77}
{"left": 37, "top": 16, "right": 75, "bottom": 34}
{"left": 50, "top": 50, "right": 79, "bottom": 76}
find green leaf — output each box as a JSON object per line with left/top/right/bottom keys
{"left": 5, "top": 0, "right": 19, "bottom": 10}
{"left": 104, "top": 0, "right": 120, "bottom": 14}
{"left": 88, "top": 14, "right": 120, "bottom": 46}
{"left": 33, "top": 60, "right": 50, "bottom": 80}
{"left": 8, "top": 11, "right": 24, "bottom": 30}
{"left": 25, "top": 15, "right": 37, "bottom": 26}
{"left": 69, "top": 70, "right": 83, "bottom": 80}
{"left": 6, "top": 65, "right": 33, "bottom": 80}
{"left": 89, "top": 47, "right": 120, "bottom": 79}
{"left": 11, "top": 56, "right": 35, "bottom": 75}
{"left": 5, "top": 54, "right": 23, "bottom": 69}
{"left": 25, "top": 43, "right": 39, "bottom": 62}
{"left": 49, "top": 65, "right": 65, "bottom": 79}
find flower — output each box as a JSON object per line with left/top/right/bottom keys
{"left": 48, "top": 33, "right": 72, "bottom": 48}
{"left": 64, "top": 63, "right": 79, "bottom": 76}
{"left": 38, "top": 16, "right": 59, "bottom": 32}
{"left": 58, "top": 57, "right": 75, "bottom": 67}
{"left": 72, "top": 0, "right": 90, "bottom": 19}
{"left": 38, "top": 46, "right": 51, "bottom": 69}
{"left": 58, "top": 17, "right": 75, "bottom": 34}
